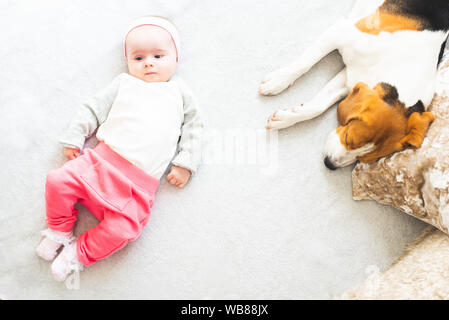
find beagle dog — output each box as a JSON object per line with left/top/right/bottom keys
{"left": 259, "top": 0, "right": 449, "bottom": 170}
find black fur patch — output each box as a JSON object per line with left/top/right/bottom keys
{"left": 405, "top": 100, "right": 425, "bottom": 117}
{"left": 382, "top": 0, "right": 449, "bottom": 31}
{"left": 379, "top": 82, "right": 399, "bottom": 105}
{"left": 438, "top": 35, "right": 448, "bottom": 66}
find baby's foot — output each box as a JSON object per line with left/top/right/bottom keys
{"left": 36, "top": 229, "right": 74, "bottom": 261}
{"left": 51, "top": 240, "right": 83, "bottom": 282}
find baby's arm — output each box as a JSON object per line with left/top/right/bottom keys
{"left": 168, "top": 78, "right": 204, "bottom": 187}
{"left": 59, "top": 75, "right": 122, "bottom": 156}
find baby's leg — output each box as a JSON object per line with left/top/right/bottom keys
{"left": 51, "top": 241, "right": 83, "bottom": 282}
{"left": 36, "top": 229, "right": 74, "bottom": 261}
{"left": 37, "top": 152, "right": 93, "bottom": 261}
{"left": 49, "top": 198, "right": 148, "bottom": 281}
{"left": 76, "top": 200, "right": 151, "bottom": 267}
{"left": 44, "top": 166, "right": 88, "bottom": 232}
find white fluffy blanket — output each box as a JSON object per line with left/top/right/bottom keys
{"left": 0, "top": 0, "right": 427, "bottom": 299}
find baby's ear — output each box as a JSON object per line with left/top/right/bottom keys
{"left": 400, "top": 111, "right": 435, "bottom": 148}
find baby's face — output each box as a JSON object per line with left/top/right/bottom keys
{"left": 126, "top": 25, "right": 178, "bottom": 83}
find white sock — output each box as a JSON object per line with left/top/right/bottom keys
{"left": 36, "top": 229, "right": 74, "bottom": 261}
{"left": 51, "top": 240, "right": 83, "bottom": 282}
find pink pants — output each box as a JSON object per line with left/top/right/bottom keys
{"left": 45, "top": 142, "right": 160, "bottom": 267}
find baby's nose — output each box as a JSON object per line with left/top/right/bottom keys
{"left": 144, "top": 59, "right": 155, "bottom": 67}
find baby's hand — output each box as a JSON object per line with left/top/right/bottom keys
{"left": 166, "top": 165, "right": 191, "bottom": 188}
{"left": 63, "top": 147, "right": 80, "bottom": 160}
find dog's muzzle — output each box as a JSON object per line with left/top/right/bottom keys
{"left": 324, "top": 156, "right": 337, "bottom": 171}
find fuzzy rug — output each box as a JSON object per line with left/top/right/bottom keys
{"left": 0, "top": 0, "right": 427, "bottom": 299}
{"left": 341, "top": 227, "right": 449, "bottom": 300}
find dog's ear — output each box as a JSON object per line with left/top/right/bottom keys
{"left": 376, "top": 82, "right": 399, "bottom": 105}
{"left": 405, "top": 100, "right": 425, "bottom": 118}
{"left": 400, "top": 111, "right": 435, "bottom": 148}
{"left": 357, "top": 139, "right": 404, "bottom": 163}
{"left": 338, "top": 83, "right": 365, "bottom": 125}
{"left": 344, "top": 120, "right": 374, "bottom": 150}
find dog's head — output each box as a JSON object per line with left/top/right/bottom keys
{"left": 324, "top": 82, "right": 435, "bottom": 170}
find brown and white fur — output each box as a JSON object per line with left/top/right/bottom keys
{"left": 260, "top": 0, "right": 448, "bottom": 169}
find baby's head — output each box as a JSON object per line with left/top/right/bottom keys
{"left": 124, "top": 16, "right": 180, "bottom": 83}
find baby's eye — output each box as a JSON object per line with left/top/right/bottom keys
{"left": 135, "top": 56, "right": 143, "bottom": 61}
{"left": 154, "top": 55, "right": 163, "bottom": 59}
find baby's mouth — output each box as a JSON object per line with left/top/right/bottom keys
{"left": 145, "top": 72, "right": 157, "bottom": 76}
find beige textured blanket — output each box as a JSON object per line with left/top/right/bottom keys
{"left": 352, "top": 54, "right": 449, "bottom": 234}
{"left": 341, "top": 227, "right": 449, "bottom": 299}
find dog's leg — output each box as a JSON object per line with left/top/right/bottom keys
{"left": 259, "top": 20, "right": 346, "bottom": 96}
{"left": 266, "top": 68, "right": 348, "bottom": 130}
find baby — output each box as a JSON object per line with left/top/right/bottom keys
{"left": 36, "top": 16, "right": 203, "bottom": 281}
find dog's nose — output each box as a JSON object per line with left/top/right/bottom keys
{"left": 324, "top": 156, "right": 337, "bottom": 171}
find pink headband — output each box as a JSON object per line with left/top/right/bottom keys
{"left": 124, "top": 17, "right": 181, "bottom": 62}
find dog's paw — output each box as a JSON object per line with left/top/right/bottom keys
{"left": 266, "top": 107, "right": 302, "bottom": 130}
{"left": 259, "top": 68, "right": 296, "bottom": 96}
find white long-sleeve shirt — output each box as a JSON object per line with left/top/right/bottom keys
{"left": 59, "top": 73, "right": 203, "bottom": 179}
